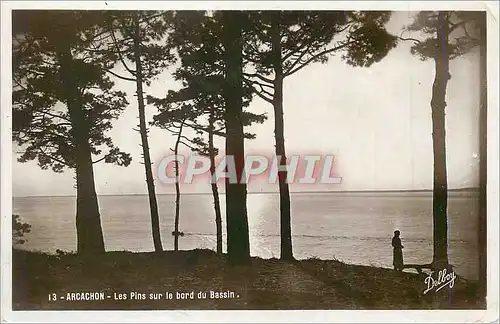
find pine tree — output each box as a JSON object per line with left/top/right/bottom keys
{"left": 150, "top": 12, "right": 266, "bottom": 253}
{"left": 243, "top": 11, "right": 397, "bottom": 260}
{"left": 404, "top": 11, "right": 485, "bottom": 270}
{"left": 150, "top": 102, "right": 193, "bottom": 252}
{"left": 12, "top": 10, "right": 131, "bottom": 255}
{"left": 103, "top": 10, "right": 174, "bottom": 252}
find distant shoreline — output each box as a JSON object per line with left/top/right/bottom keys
{"left": 13, "top": 187, "right": 480, "bottom": 198}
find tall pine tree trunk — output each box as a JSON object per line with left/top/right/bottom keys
{"left": 209, "top": 110, "right": 223, "bottom": 254}
{"left": 58, "top": 46, "right": 105, "bottom": 256}
{"left": 221, "top": 11, "right": 250, "bottom": 264}
{"left": 133, "top": 16, "right": 163, "bottom": 252}
{"left": 431, "top": 12, "right": 450, "bottom": 269}
{"left": 271, "top": 18, "right": 293, "bottom": 261}
{"left": 210, "top": 157, "right": 223, "bottom": 255}
{"left": 173, "top": 122, "right": 184, "bottom": 252}
{"left": 478, "top": 12, "right": 487, "bottom": 298}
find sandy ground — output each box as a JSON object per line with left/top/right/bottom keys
{"left": 11, "top": 249, "right": 485, "bottom": 310}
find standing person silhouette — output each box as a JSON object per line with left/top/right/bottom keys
{"left": 392, "top": 230, "right": 404, "bottom": 271}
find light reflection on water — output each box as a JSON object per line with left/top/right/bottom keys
{"left": 13, "top": 191, "right": 479, "bottom": 279}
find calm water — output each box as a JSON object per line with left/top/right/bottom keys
{"left": 13, "top": 191, "right": 480, "bottom": 279}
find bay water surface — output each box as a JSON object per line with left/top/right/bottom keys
{"left": 13, "top": 191, "right": 479, "bottom": 279}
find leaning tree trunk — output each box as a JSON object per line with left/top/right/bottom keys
{"left": 173, "top": 122, "right": 184, "bottom": 252}
{"left": 221, "top": 11, "right": 251, "bottom": 265}
{"left": 271, "top": 19, "right": 293, "bottom": 261}
{"left": 58, "top": 45, "right": 105, "bottom": 256}
{"left": 133, "top": 16, "right": 163, "bottom": 252}
{"left": 478, "top": 12, "right": 487, "bottom": 299}
{"left": 431, "top": 12, "right": 450, "bottom": 269}
{"left": 208, "top": 110, "right": 223, "bottom": 254}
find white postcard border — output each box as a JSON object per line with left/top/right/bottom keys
{"left": 1, "top": 1, "right": 498, "bottom": 323}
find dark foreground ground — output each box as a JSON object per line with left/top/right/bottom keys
{"left": 12, "top": 249, "right": 485, "bottom": 310}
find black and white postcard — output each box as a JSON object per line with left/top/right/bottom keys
{"left": 1, "top": 1, "right": 499, "bottom": 323}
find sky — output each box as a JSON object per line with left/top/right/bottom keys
{"left": 11, "top": 11, "right": 481, "bottom": 197}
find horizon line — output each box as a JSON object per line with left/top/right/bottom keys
{"left": 12, "top": 187, "right": 480, "bottom": 198}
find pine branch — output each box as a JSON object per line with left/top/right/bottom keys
{"left": 283, "top": 43, "right": 312, "bottom": 75}
{"left": 40, "top": 111, "right": 71, "bottom": 123}
{"left": 250, "top": 88, "right": 273, "bottom": 104}
{"left": 243, "top": 72, "right": 274, "bottom": 84}
{"left": 166, "top": 125, "right": 179, "bottom": 134}
{"left": 251, "top": 79, "right": 274, "bottom": 90}
{"left": 25, "top": 69, "right": 45, "bottom": 77}
{"left": 179, "top": 140, "right": 197, "bottom": 151}
{"left": 399, "top": 30, "right": 421, "bottom": 44}
{"left": 398, "top": 37, "right": 421, "bottom": 44}
{"left": 138, "top": 12, "right": 166, "bottom": 25}
{"left": 248, "top": 79, "right": 274, "bottom": 97}
{"left": 85, "top": 29, "right": 114, "bottom": 45}
{"left": 109, "top": 26, "right": 137, "bottom": 76}
{"left": 281, "top": 27, "right": 310, "bottom": 61}
{"left": 92, "top": 155, "right": 107, "bottom": 164}
{"left": 242, "top": 53, "right": 263, "bottom": 65}
{"left": 281, "top": 23, "right": 351, "bottom": 63}
{"left": 243, "top": 79, "right": 274, "bottom": 103}
{"left": 28, "top": 129, "right": 69, "bottom": 141}
{"left": 83, "top": 46, "right": 130, "bottom": 55}
{"left": 182, "top": 120, "right": 226, "bottom": 137}
{"left": 103, "top": 68, "right": 136, "bottom": 82}
{"left": 38, "top": 148, "right": 70, "bottom": 167}
{"left": 55, "top": 122, "right": 72, "bottom": 127}
{"left": 180, "top": 135, "right": 192, "bottom": 142}
{"left": 13, "top": 77, "right": 27, "bottom": 91}
{"left": 39, "top": 58, "right": 58, "bottom": 66}
{"left": 285, "top": 41, "right": 352, "bottom": 77}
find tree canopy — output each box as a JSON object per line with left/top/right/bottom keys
{"left": 13, "top": 10, "right": 132, "bottom": 173}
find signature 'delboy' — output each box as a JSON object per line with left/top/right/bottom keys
{"left": 423, "top": 268, "right": 457, "bottom": 295}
